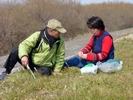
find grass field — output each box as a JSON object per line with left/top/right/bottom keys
{"left": 0, "top": 36, "right": 133, "bottom": 100}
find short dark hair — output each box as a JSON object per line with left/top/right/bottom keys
{"left": 86, "top": 16, "right": 105, "bottom": 30}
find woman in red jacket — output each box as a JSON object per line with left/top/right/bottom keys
{"left": 65, "top": 16, "right": 114, "bottom": 68}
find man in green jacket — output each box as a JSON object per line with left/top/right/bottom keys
{"left": 0, "top": 19, "right": 66, "bottom": 80}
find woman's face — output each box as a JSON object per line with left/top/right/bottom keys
{"left": 90, "top": 28, "right": 100, "bottom": 35}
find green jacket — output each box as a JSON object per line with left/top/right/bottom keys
{"left": 18, "top": 31, "right": 65, "bottom": 72}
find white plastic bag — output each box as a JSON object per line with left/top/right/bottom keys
{"left": 80, "top": 63, "right": 98, "bottom": 74}
{"left": 97, "top": 59, "right": 123, "bottom": 73}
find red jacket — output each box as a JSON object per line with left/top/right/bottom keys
{"left": 81, "top": 30, "right": 113, "bottom": 62}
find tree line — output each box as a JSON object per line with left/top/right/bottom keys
{"left": 0, "top": 0, "right": 133, "bottom": 56}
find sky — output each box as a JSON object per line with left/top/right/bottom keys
{"left": 80, "top": 0, "right": 133, "bottom": 5}
{"left": 1, "top": 0, "right": 133, "bottom": 4}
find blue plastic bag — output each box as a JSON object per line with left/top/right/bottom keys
{"left": 97, "top": 59, "right": 123, "bottom": 73}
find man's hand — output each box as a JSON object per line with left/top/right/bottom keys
{"left": 53, "top": 71, "right": 62, "bottom": 75}
{"left": 21, "top": 56, "right": 29, "bottom": 67}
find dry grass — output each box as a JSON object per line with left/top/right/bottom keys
{"left": 0, "top": 0, "right": 133, "bottom": 56}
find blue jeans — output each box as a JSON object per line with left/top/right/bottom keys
{"left": 65, "top": 56, "right": 91, "bottom": 68}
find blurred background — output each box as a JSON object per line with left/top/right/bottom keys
{"left": 0, "top": 0, "right": 133, "bottom": 56}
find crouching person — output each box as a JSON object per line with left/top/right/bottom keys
{"left": 0, "top": 19, "right": 66, "bottom": 81}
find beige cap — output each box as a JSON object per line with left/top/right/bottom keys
{"left": 47, "top": 19, "right": 67, "bottom": 33}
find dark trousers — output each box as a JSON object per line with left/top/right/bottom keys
{"left": 65, "top": 56, "right": 93, "bottom": 68}
{"left": 3, "top": 46, "right": 52, "bottom": 75}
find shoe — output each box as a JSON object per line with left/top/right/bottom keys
{"left": 63, "top": 62, "right": 70, "bottom": 69}
{"left": 0, "top": 71, "right": 8, "bottom": 81}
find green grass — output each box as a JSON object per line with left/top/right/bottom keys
{"left": 0, "top": 37, "right": 133, "bottom": 100}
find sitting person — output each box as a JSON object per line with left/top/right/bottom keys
{"left": 65, "top": 16, "right": 114, "bottom": 68}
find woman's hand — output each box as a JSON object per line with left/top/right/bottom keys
{"left": 78, "top": 51, "right": 87, "bottom": 59}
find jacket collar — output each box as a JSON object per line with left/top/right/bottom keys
{"left": 43, "top": 28, "right": 60, "bottom": 48}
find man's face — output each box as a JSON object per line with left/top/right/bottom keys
{"left": 49, "top": 29, "right": 61, "bottom": 38}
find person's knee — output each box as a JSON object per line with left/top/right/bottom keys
{"left": 11, "top": 46, "right": 18, "bottom": 55}
{"left": 65, "top": 56, "right": 80, "bottom": 66}
{"left": 38, "top": 67, "right": 52, "bottom": 76}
